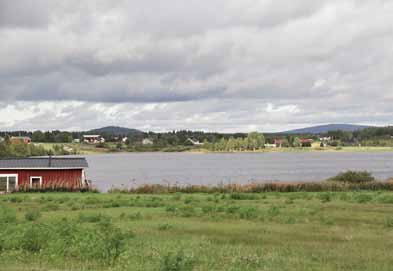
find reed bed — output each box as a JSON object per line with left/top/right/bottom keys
{"left": 109, "top": 180, "right": 393, "bottom": 194}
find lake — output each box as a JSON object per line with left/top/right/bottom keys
{"left": 83, "top": 152, "right": 393, "bottom": 191}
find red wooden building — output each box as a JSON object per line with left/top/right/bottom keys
{"left": 0, "top": 157, "right": 88, "bottom": 193}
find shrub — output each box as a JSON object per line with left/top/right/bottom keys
{"left": 43, "top": 203, "right": 60, "bottom": 211}
{"left": 21, "top": 224, "right": 48, "bottom": 253}
{"left": 25, "top": 209, "right": 41, "bottom": 222}
{"left": 317, "top": 193, "right": 331, "bottom": 203}
{"left": 230, "top": 193, "right": 259, "bottom": 200}
{"left": 166, "top": 206, "right": 177, "bottom": 213}
{"left": 339, "top": 193, "right": 351, "bottom": 201}
{"left": 328, "top": 171, "right": 375, "bottom": 184}
{"left": 201, "top": 205, "right": 214, "bottom": 214}
{"left": 184, "top": 197, "right": 194, "bottom": 204}
{"left": 353, "top": 194, "right": 373, "bottom": 203}
{"left": 78, "top": 213, "right": 111, "bottom": 223}
{"left": 384, "top": 217, "right": 393, "bottom": 228}
{"left": 320, "top": 216, "right": 335, "bottom": 226}
{"left": 0, "top": 207, "right": 17, "bottom": 223}
{"left": 158, "top": 223, "right": 173, "bottom": 231}
{"left": 179, "top": 206, "right": 197, "bottom": 218}
{"left": 239, "top": 207, "right": 258, "bottom": 220}
{"left": 127, "top": 212, "right": 143, "bottom": 220}
{"left": 376, "top": 194, "right": 393, "bottom": 204}
{"left": 8, "top": 196, "right": 23, "bottom": 203}
{"left": 226, "top": 205, "right": 240, "bottom": 214}
{"left": 160, "top": 250, "right": 195, "bottom": 271}
{"left": 267, "top": 206, "right": 280, "bottom": 217}
{"left": 97, "top": 221, "right": 129, "bottom": 264}
{"left": 172, "top": 194, "right": 182, "bottom": 201}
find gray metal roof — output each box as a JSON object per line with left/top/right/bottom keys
{"left": 0, "top": 157, "right": 88, "bottom": 169}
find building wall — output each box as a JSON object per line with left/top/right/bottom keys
{"left": 0, "top": 169, "right": 83, "bottom": 189}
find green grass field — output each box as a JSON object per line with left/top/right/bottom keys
{"left": 2, "top": 192, "right": 393, "bottom": 270}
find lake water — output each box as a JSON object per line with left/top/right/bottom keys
{"left": 83, "top": 152, "right": 393, "bottom": 191}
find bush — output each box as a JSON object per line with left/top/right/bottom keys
{"left": 21, "top": 224, "right": 48, "bottom": 253}
{"left": 328, "top": 171, "right": 375, "bottom": 184}
{"left": 25, "top": 209, "right": 41, "bottom": 222}
{"left": 127, "top": 212, "right": 143, "bottom": 220}
{"left": 78, "top": 213, "right": 111, "bottom": 223}
{"left": 376, "top": 194, "right": 393, "bottom": 204}
{"left": 267, "top": 206, "right": 280, "bottom": 217}
{"left": 160, "top": 250, "right": 195, "bottom": 271}
{"left": 317, "top": 193, "right": 331, "bottom": 203}
{"left": 385, "top": 217, "right": 393, "bottom": 228}
{"left": 158, "top": 223, "right": 173, "bottom": 231}
{"left": 239, "top": 207, "right": 258, "bottom": 219}
{"left": 230, "top": 193, "right": 259, "bottom": 200}
{"left": 353, "top": 194, "right": 373, "bottom": 203}
{"left": 0, "top": 207, "right": 17, "bottom": 223}
{"left": 166, "top": 206, "right": 177, "bottom": 213}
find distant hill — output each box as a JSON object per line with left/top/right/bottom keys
{"left": 87, "top": 126, "right": 144, "bottom": 136}
{"left": 279, "top": 124, "right": 373, "bottom": 135}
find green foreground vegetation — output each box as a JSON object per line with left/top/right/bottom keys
{"left": 2, "top": 191, "right": 393, "bottom": 271}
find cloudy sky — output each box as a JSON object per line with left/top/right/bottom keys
{"left": 1, "top": 0, "right": 392, "bottom": 132}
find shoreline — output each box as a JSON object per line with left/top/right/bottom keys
{"left": 35, "top": 142, "right": 393, "bottom": 155}
{"left": 79, "top": 146, "right": 393, "bottom": 155}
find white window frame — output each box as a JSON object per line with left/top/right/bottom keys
{"left": 0, "top": 174, "right": 18, "bottom": 193}
{"left": 30, "top": 176, "right": 43, "bottom": 188}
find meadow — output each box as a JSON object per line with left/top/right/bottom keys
{"left": 1, "top": 191, "right": 393, "bottom": 271}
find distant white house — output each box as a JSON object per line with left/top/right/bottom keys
{"left": 122, "top": 137, "right": 128, "bottom": 143}
{"left": 73, "top": 138, "right": 80, "bottom": 143}
{"left": 142, "top": 138, "right": 154, "bottom": 145}
{"left": 319, "top": 136, "right": 332, "bottom": 141}
{"left": 186, "top": 138, "right": 203, "bottom": 146}
{"left": 264, "top": 143, "right": 277, "bottom": 148}
{"left": 83, "top": 135, "right": 105, "bottom": 144}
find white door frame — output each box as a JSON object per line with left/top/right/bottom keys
{"left": 0, "top": 174, "right": 19, "bottom": 193}
{"left": 30, "top": 176, "right": 43, "bottom": 188}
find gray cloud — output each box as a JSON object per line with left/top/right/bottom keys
{"left": 0, "top": 0, "right": 51, "bottom": 28}
{"left": 0, "top": 0, "right": 392, "bottom": 131}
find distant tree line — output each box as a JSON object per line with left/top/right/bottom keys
{"left": 0, "top": 137, "right": 75, "bottom": 157}
{"left": 0, "top": 140, "right": 48, "bottom": 157}
{"left": 321, "top": 127, "right": 393, "bottom": 146}
{"left": 1, "top": 126, "right": 393, "bottom": 148}
{"left": 203, "top": 132, "right": 265, "bottom": 151}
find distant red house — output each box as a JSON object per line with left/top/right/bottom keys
{"left": 10, "top": 136, "right": 31, "bottom": 144}
{"left": 300, "top": 139, "right": 313, "bottom": 147}
{"left": 0, "top": 157, "right": 88, "bottom": 193}
{"left": 274, "top": 139, "right": 284, "bottom": 147}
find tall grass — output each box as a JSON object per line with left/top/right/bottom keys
{"left": 108, "top": 181, "right": 393, "bottom": 194}
{"left": 0, "top": 218, "right": 131, "bottom": 265}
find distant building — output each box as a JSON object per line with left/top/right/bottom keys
{"left": 10, "top": 137, "right": 31, "bottom": 144}
{"left": 122, "top": 137, "right": 128, "bottom": 143}
{"left": 83, "top": 135, "right": 105, "bottom": 144}
{"left": 319, "top": 137, "right": 332, "bottom": 142}
{"left": 186, "top": 138, "right": 203, "bottom": 146}
{"left": 264, "top": 143, "right": 277, "bottom": 148}
{"left": 0, "top": 157, "right": 88, "bottom": 193}
{"left": 300, "top": 138, "right": 313, "bottom": 147}
{"left": 142, "top": 138, "right": 154, "bottom": 145}
{"left": 274, "top": 139, "right": 284, "bottom": 148}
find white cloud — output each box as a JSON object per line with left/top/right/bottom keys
{"left": 0, "top": 0, "right": 392, "bottom": 131}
